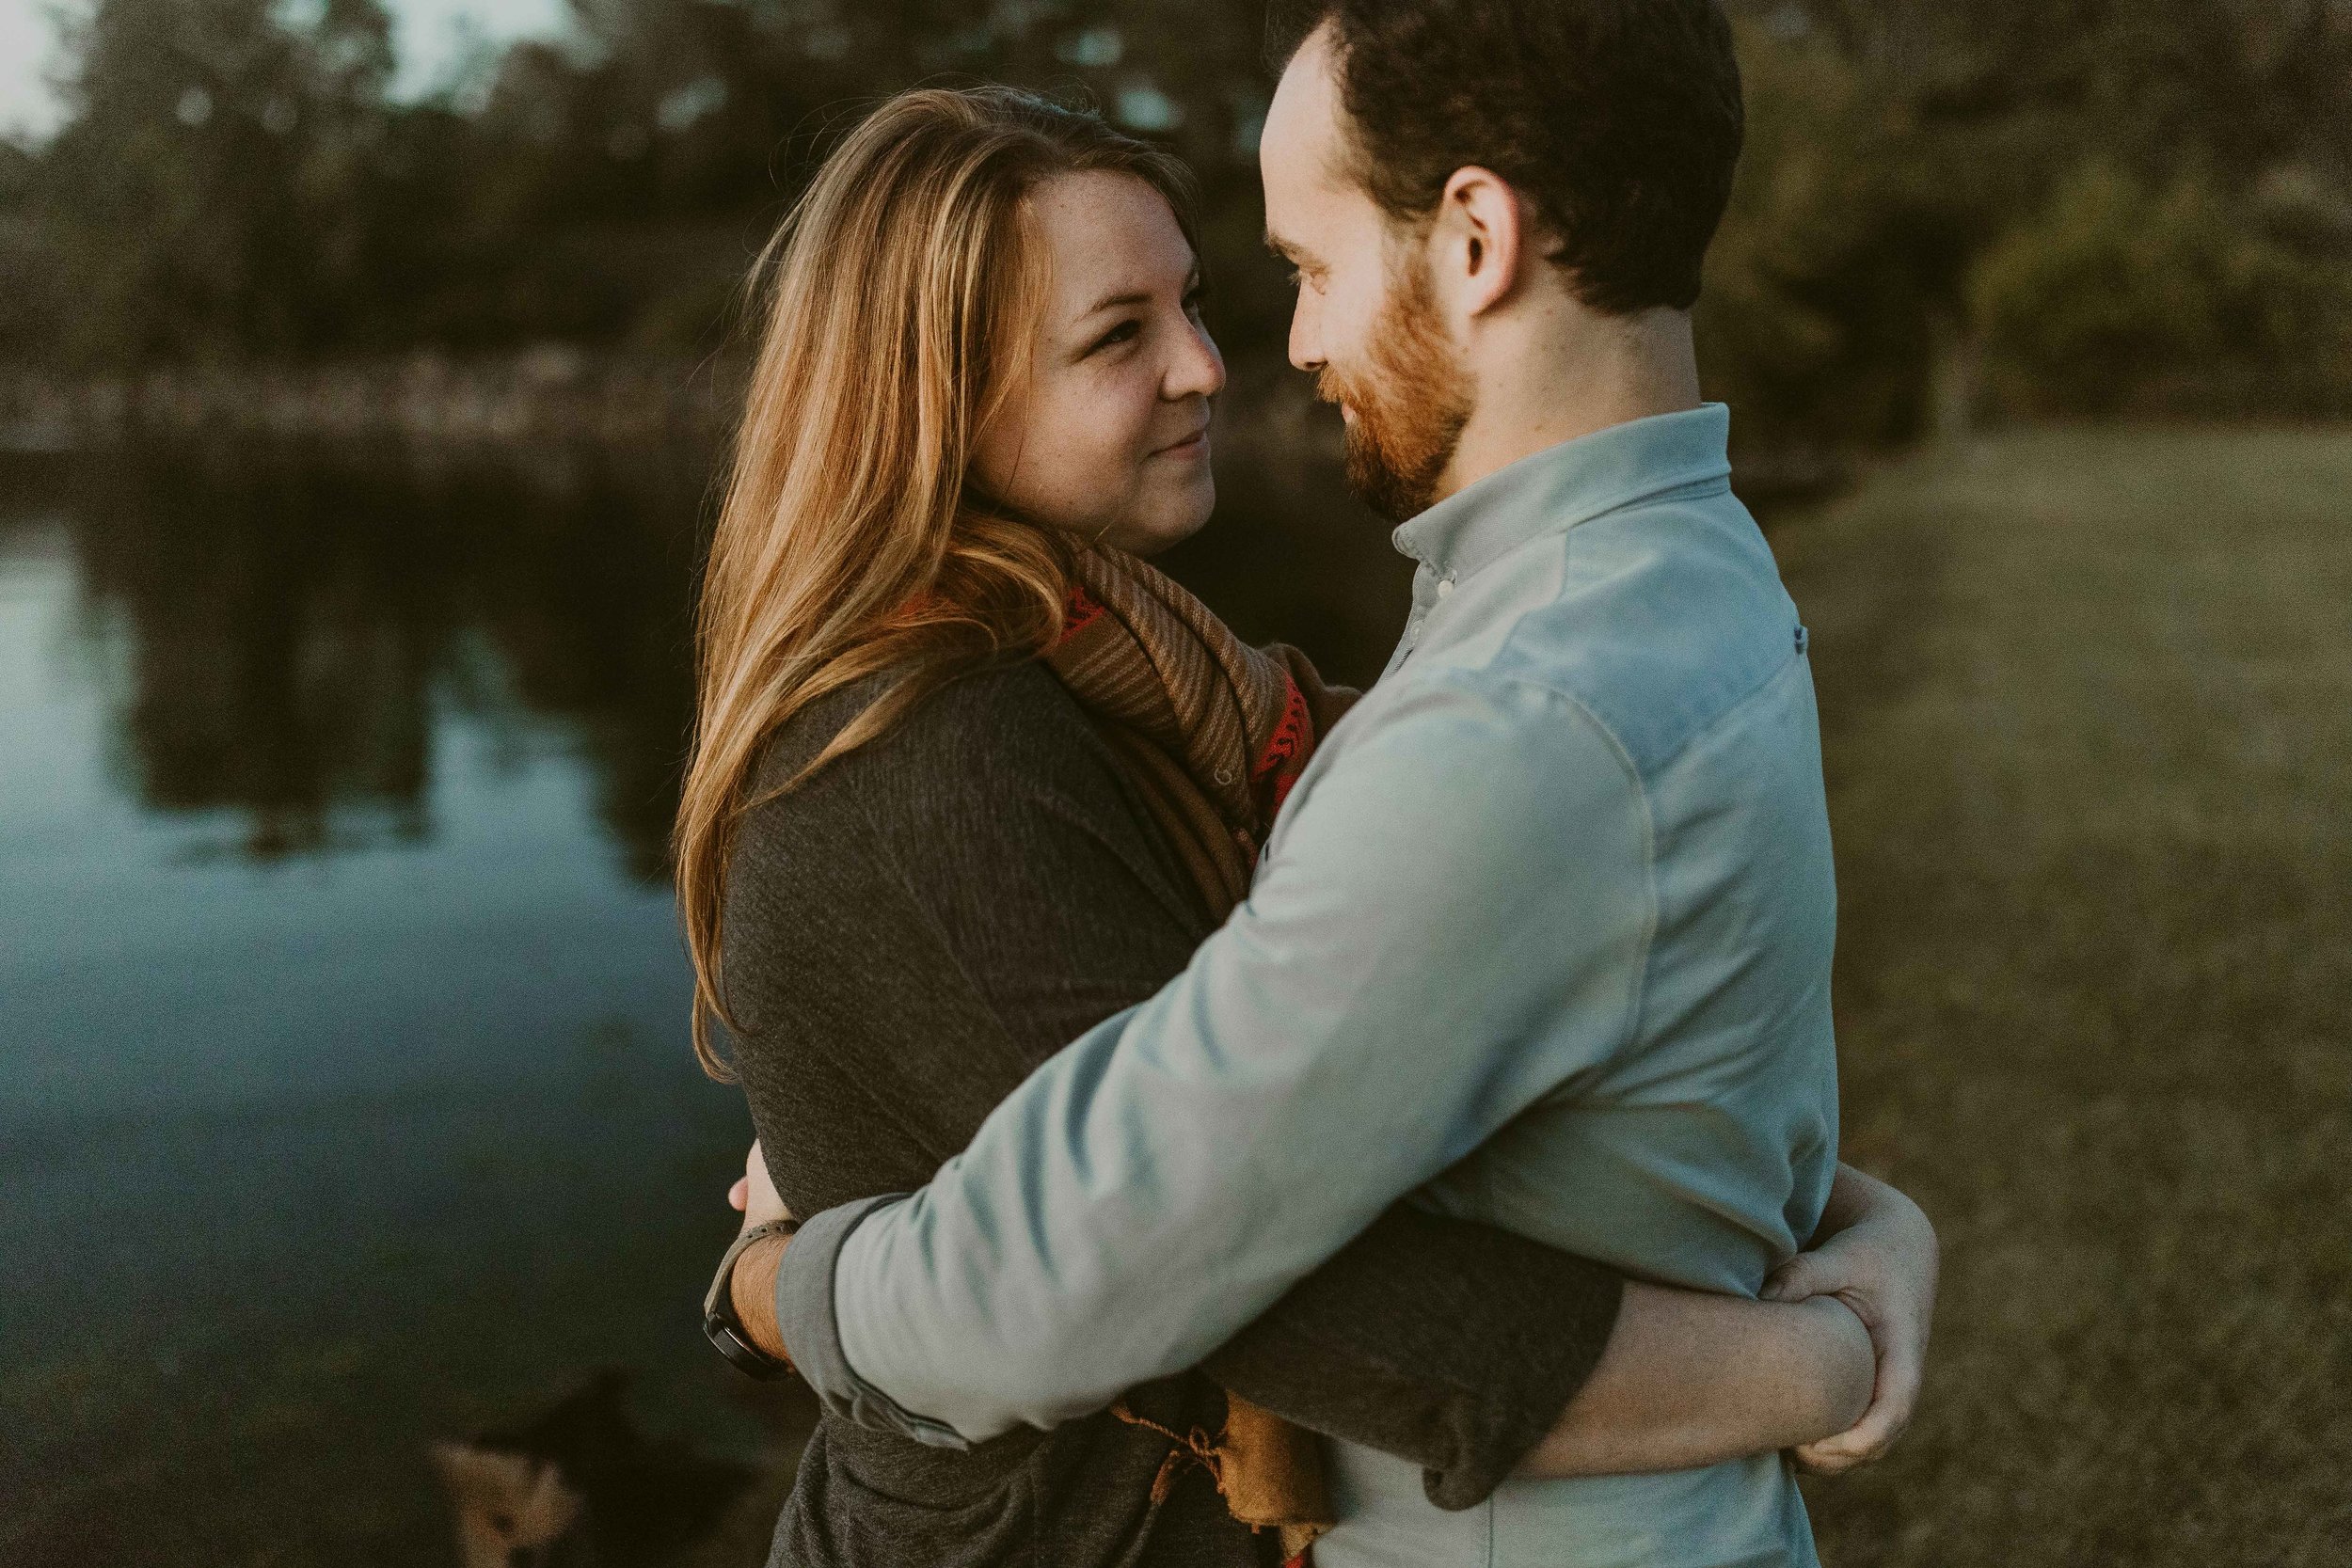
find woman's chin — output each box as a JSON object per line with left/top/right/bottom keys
{"left": 1096, "top": 494, "right": 1215, "bottom": 558}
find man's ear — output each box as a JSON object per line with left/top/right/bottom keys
{"left": 1433, "top": 166, "right": 1526, "bottom": 319}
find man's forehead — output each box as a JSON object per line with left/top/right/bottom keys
{"left": 1262, "top": 26, "right": 1353, "bottom": 221}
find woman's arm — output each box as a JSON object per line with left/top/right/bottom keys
{"left": 1518, "top": 1161, "right": 1938, "bottom": 1480}
{"left": 1198, "top": 1203, "right": 1628, "bottom": 1510}
{"left": 1205, "top": 1159, "right": 1932, "bottom": 1494}
{"left": 1514, "top": 1285, "right": 1870, "bottom": 1477}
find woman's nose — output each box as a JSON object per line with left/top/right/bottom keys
{"left": 1168, "top": 317, "right": 1227, "bottom": 402}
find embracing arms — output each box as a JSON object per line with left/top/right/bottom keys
{"left": 729, "top": 1153, "right": 1929, "bottom": 1487}
{"left": 765, "top": 678, "right": 1684, "bottom": 1441}
{"left": 720, "top": 662, "right": 1929, "bottom": 1495}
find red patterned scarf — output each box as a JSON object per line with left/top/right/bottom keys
{"left": 1041, "top": 546, "right": 1357, "bottom": 1563}
{"left": 1045, "top": 546, "right": 1356, "bottom": 921}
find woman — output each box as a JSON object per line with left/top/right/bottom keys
{"left": 677, "top": 87, "right": 1923, "bottom": 1568}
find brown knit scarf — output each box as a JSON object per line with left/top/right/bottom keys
{"left": 1041, "top": 545, "right": 1358, "bottom": 1564}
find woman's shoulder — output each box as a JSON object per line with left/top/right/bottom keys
{"left": 749, "top": 657, "right": 1099, "bottom": 814}
{"left": 730, "top": 655, "right": 1193, "bottom": 944}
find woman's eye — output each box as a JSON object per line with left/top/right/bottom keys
{"left": 1184, "top": 286, "right": 1210, "bottom": 319}
{"left": 1090, "top": 321, "right": 1141, "bottom": 355}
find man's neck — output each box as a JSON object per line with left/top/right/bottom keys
{"left": 1438, "top": 307, "right": 1702, "bottom": 504}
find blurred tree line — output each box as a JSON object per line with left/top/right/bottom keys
{"left": 4, "top": 0, "right": 2349, "bottom": 448}
{"left": 1703, "top": 0, "right": 2352, "bottom": 446}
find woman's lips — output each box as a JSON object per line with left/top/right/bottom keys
{"left": 1154, "top": 428, "right": 1210, "bottom": 458}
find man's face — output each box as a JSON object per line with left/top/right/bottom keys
{"left": 1261, "top": 24, "right": 1473, "bottom": 521}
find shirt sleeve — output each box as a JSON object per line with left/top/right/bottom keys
{"left": 778, "top": 673, "right": 1658, "bottom": 1445}
{"left": 1201, "top": 1203, "right": 1624, "bottom": 1511}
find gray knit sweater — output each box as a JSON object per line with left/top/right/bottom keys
{"left": 721, "top": 659, "right": 1623, "bottom": 1568}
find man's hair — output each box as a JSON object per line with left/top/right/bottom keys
{"left": 1265, "top": 0, "right": 1744, "bottom": 314}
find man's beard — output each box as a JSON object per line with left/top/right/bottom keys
{"left": 1317, "top": 254, "right": 1474, "bottom": 523}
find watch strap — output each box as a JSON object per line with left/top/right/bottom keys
{"left": 704, "top": 1216, "right": 802, "bottom": 1381}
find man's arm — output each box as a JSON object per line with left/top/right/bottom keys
{"left": 777, "top": 675, "right": 1659, "bottom": 1445}
{"left": 729, "top": 1155, "right": 1927, "bottom": 1486}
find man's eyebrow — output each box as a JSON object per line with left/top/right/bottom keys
{"left": 1264, "top": 230, "right": 1321, "bottom": 272}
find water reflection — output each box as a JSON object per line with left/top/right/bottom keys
{"left": 59, "top": 440, "right": 704, "bottom": 878}
{"left": 0, "top": 439, "right": 741, "bottom": 1568}
{"left": 0, "top": 413, "right": 1403, "bottom": 1567}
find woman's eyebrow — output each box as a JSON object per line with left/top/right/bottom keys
{"left": 1081, "top": 288, "right": 1152, "bottom": 318}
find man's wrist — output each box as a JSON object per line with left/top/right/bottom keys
{"left": 730, "top": 1229, "right": 792, "bottom": 1361}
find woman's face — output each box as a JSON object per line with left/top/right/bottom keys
{"left": 971, "top": 170, "right": 1226, "bottom": 556}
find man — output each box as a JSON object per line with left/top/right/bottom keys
{"left": 717, "top": 3, "right": 1928, "bottom": 1562}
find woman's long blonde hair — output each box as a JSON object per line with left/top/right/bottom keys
{"left": 677, "top": 87, "right": 1200, "bottom": 1077}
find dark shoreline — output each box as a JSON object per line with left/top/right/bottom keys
{"left": 0, "top": 352, "right": 1855, "bottom": 515}
{"left": 0, "top": 352, "right": 746, "bottom": 454}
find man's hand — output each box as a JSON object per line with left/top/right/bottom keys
{"left": 724, "top": 1141, "right": 796, "bottom": 1362}
{"left": 1762, "top": 1164, "right": 1938, "bottom": 1475}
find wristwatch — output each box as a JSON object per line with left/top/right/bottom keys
{"left": 703, "top": 1217, "right": 801, "bottom": 1381}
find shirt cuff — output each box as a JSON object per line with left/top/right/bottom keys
{"left": 771, "top": 1194, "right": 976, "bottom": 1449}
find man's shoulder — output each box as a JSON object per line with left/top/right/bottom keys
{"left": 1291, "top": 664, "right": 1645, "bottom": 869}
{"left": 1470, "top": 495, "right": 1808, "bottom": 781}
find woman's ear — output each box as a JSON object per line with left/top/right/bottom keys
{"left": 1435, "top": 166, "right": 1525, "bottom": 320}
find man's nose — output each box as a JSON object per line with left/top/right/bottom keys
{"left": 1287, "top": 294, "right": 1324, "bottom": 374}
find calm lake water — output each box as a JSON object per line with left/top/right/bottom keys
{"left": 0, "top": 421, "right": 1409, "bottom": 1566}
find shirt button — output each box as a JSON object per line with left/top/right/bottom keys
{"left": 1436, "top": 578, "right": 1454, "bottom": 599}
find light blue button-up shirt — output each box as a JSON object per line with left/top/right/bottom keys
{"left": 775, "top": 404, "right": 1840, "bottom": 1568}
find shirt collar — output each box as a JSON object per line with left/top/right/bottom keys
{"left": 1391, "top": 403, "right": 1733, "bottom": 584}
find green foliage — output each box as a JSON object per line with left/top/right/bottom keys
{"left": 8, "top": 0, "right": 2352, "bottom": 436}
{"left": 1969, "top": 162, "right": 2352, "bottom": 415}
{"left": 21, "top": 0, "right": 398, "bottom": 363}
{"left": 1697, "top": 24, "right": 1962, "bottom": 451}
{"left": 6, "top": 0, "right": 1286, "bottom": 366}
{"left": 1700, "top": 0, "right": 2352, "bottom": 436}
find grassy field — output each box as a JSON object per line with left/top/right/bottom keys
{"left": 1771, "top": 427, "right": 2352, "bottom": 1563}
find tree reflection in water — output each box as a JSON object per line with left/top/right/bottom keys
{"left": 64, "top": 437, "right": 706, "bottom": 879}
{"left": 0, "top": 400, "right": 1401, "bottom": 1567}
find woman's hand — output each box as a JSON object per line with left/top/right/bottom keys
{"left": 722, "top": 1141, "right": 798, "bottom": 1361}
{"left": 1762, "top": 1164, "right": 1939, "bottom": 1475}
{"left": 729, "top": 1139, "right": 792, "bottom": 1236}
